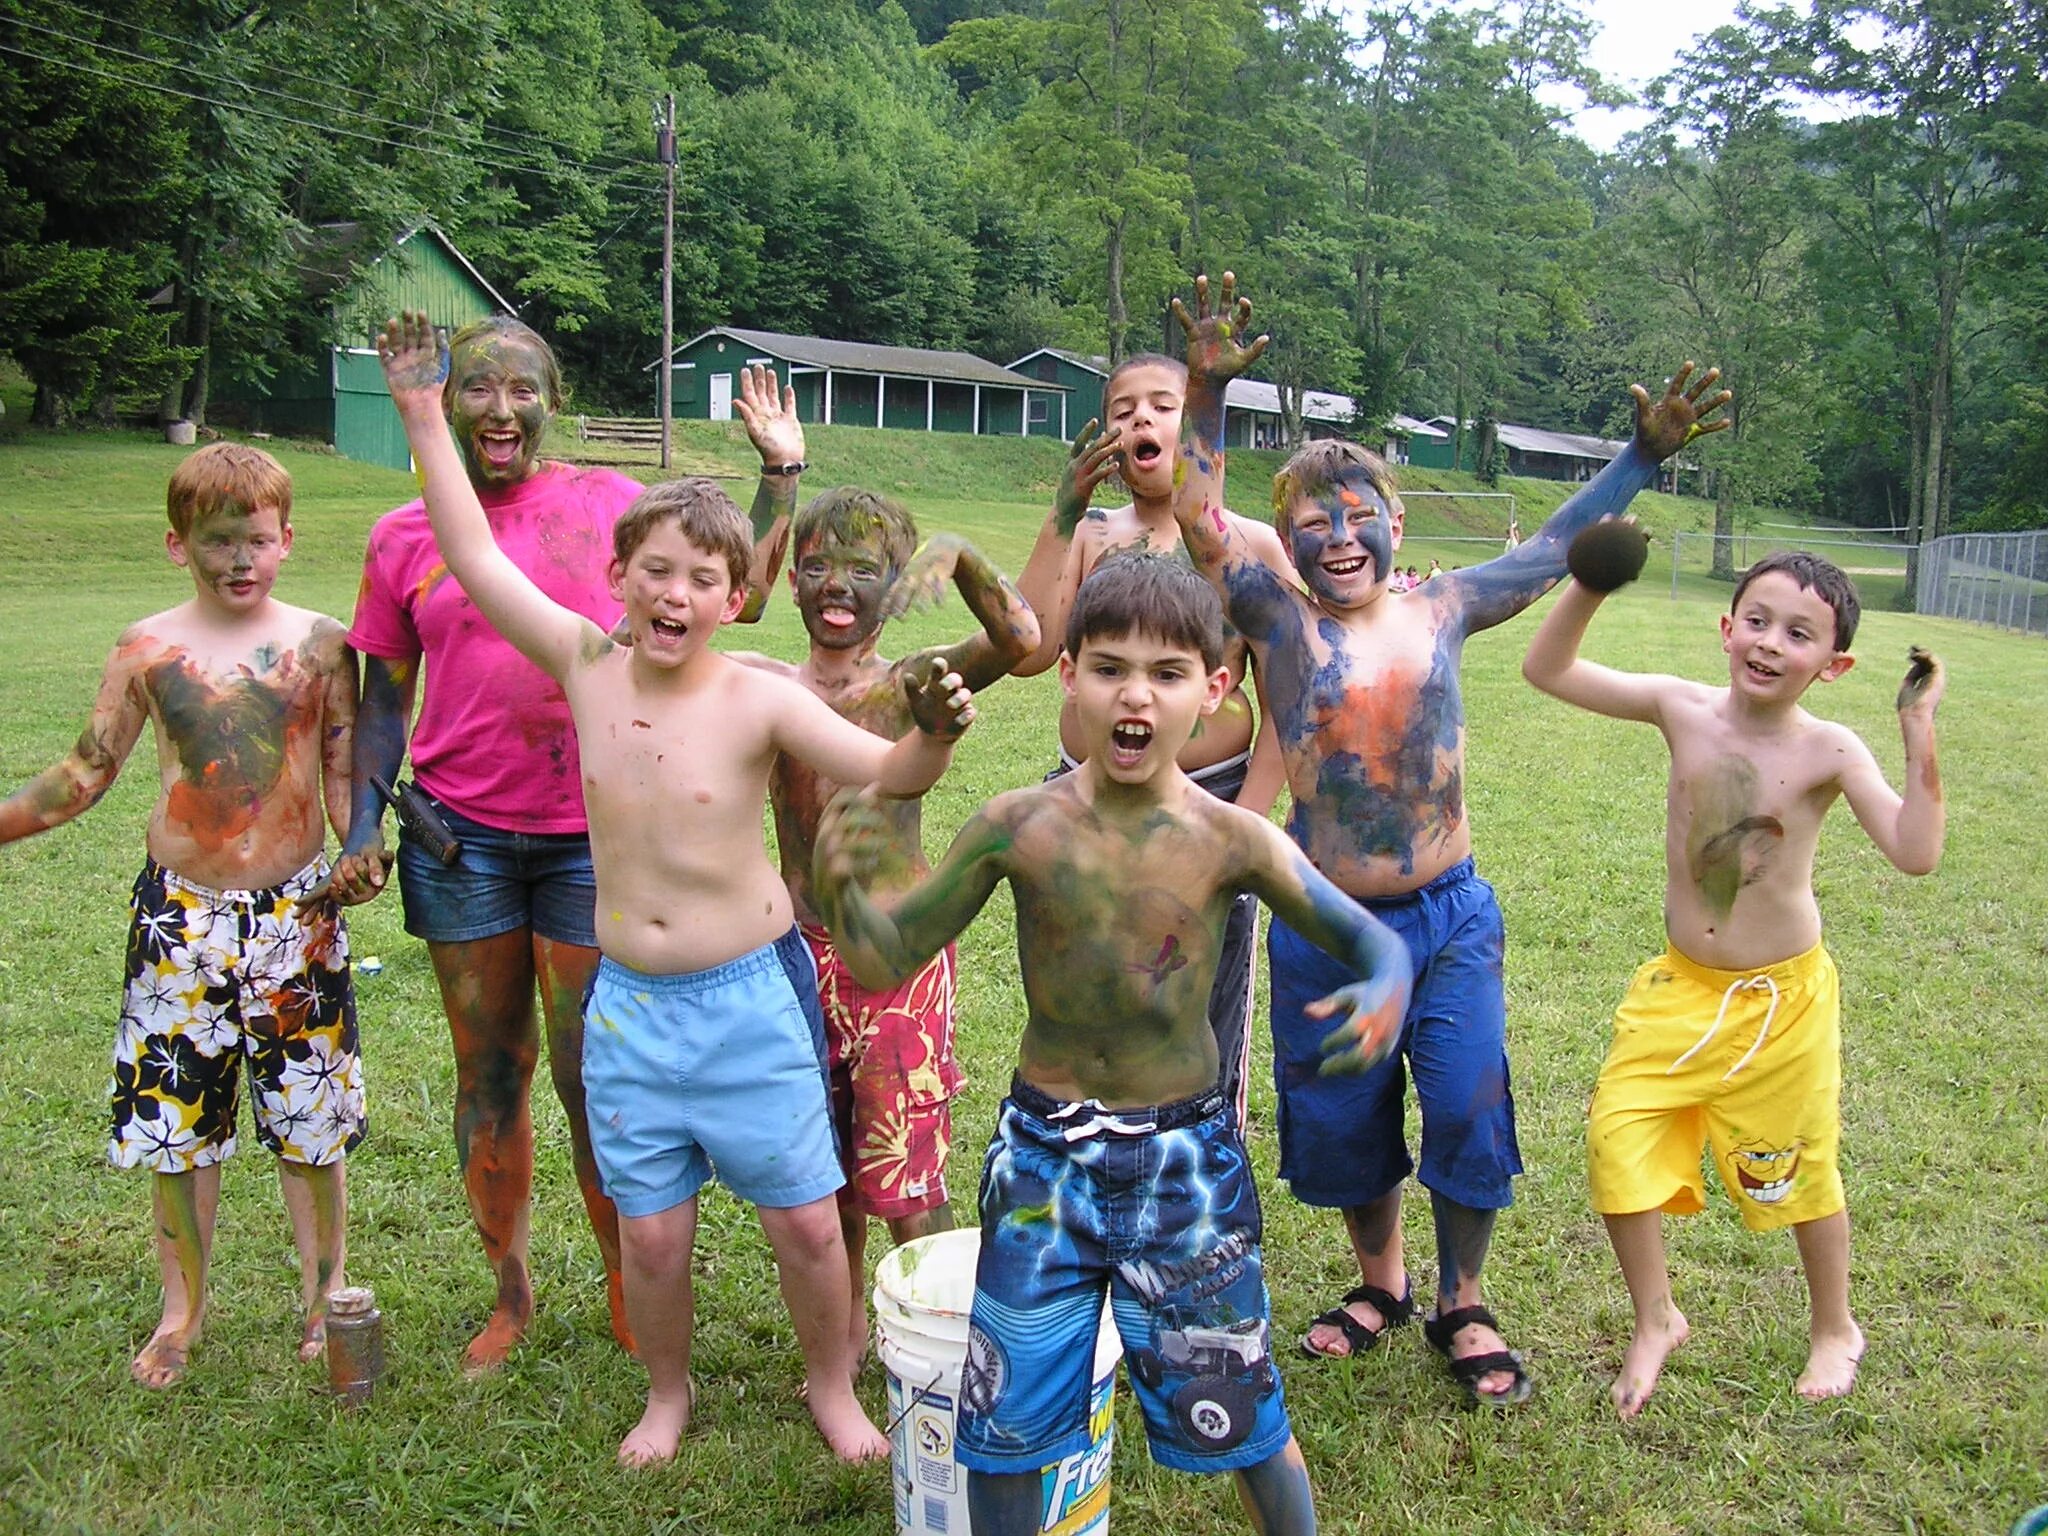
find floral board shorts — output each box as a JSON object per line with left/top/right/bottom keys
{"left": 800, "top": 923, "right": 962, "bottom": 1219}
{"left": 109, "top": 857, "right": 364, "bottom": 1172}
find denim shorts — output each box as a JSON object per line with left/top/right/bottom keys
{"left": 581, "top": 930, "right": 842, "bottom": 1217}
{"left": 395, "top": 793, "right": 599, "bottom": 947}
{"left": 1269, "top": 858, "right": 1522, "bottom": 1211}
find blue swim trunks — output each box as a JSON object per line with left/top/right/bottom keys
{"left": 581, "top": 929, "right": 841, "bottom": 1217}
{"left": 1269, "top": 857, "right": 1522, "bottom": 1211}
{"left": 956, "top": 1075, "right": 1292, "bottom": 1476}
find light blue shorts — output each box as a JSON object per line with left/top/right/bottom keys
{"left": 581, "top": 929, "right": 842, "bottom": 1217}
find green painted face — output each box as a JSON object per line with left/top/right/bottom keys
{"left": 447, "top": 336, "right": 551, "bottom": 489}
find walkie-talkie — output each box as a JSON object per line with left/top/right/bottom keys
{"left": 371, "top": 774, "right": 462, "bottom": 867}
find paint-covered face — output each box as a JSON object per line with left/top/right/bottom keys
{"left": 448, "top": 335, "right": 552, "bottom": 489}
{"left": 167, "top": 502, "right": 292, "bottom": 613}
{"left": 790, "top": 529, "right": 894, "bottom": 652}
{"left": 1104, "top": 363, "right": 1184, "bottom": 500}
{"left": 1285, "top": 472, "right": 1400, "bottom": 609}
{"left": 1059, "top": 631, "right": 1227, "bottom": 785}
{"left": 1720, "top": 572, "right": 1850, "bottom": 701}
{"left": 607, "top": 520, "right": 743, "bottom": 667}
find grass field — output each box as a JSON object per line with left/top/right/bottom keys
{"left": 1, "top": 427, "right": 2044, "bottom": 1535}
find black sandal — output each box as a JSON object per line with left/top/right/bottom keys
{"left": 1423, "top": 1304, "right": 1533, "bottom": 1407}
{"left": 1300, "top": 1281, "right": 1415, "bottom": 1360}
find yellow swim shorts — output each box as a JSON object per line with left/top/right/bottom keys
{"left": 1587, "top": 941, "right": 1842, "bottom": 1232}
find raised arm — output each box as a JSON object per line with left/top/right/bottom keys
{"left": 1168, "top": 273, "right": 1298, "bottom": 644}
{"left": 0, "top": 630, "right": 150, "bottom": 845}
{"left": 1521, "top": 530, "right": 1675, "bottom": 724}
{"left": 731, "top": 362, "right": 806, "bottom": 622}
{"left": 1013, "top": 420, "right": 1124, "bottom": 677}
{"left": 377, "top": 312, "right": 599, "bottom": 682}
{"left": 1235, "top": 812, "right": 1412, "bottom": 1075}
{"left": 768, "top": 660, "right": 974, "bottom": 796}
{"left": 1837, "top": 648, "right": 1946, "bottom": 875}
{"left": 1445, "top": 362, "right": 1732, "bottom": 635}
{"left": 883, "top": 533, "right": 1042, "bottom": 692}
{"left": 813, "top": 789, "right": 1011, "bottom": 989}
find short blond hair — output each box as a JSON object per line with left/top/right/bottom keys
{"left": 612, "top": 478, "right": 751, "bottom": 593}
{"left": 166, "top": 442, "right": 293, "bottom": 539}
{"left": 1270, "top": 440, "right": 1398, "bottom": 530}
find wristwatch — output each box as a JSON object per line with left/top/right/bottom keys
{"left": 763, "top": 461, "right": 808, "bottom": 476}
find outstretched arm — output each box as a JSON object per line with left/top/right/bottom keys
{"left": 1014, "top": 420, "right": 1124, "bottom": 677}
{"left": 1838, "top": 648, "right": 1946, "bottom": 875}
{"left": 377, "top": 313, "right": 601, "bottom": 683}
{"left": 814, "top": 789, "right": 1011, "bottom": 989}
{"left": 1168, "top": 273, "right": 1297, "bottom": 645}
{"left": 1446, "top": 362, "right": 1732, "bottom": 635}
{"left": 1521, "top": 556, "right": 1674, "bottom": 725}
{"left": 1236, "top": 813, "right": 1412, "bottom": 1075}
{"left": 0, "top": 632, "right": 149, "bottom": 845}
{"left": 731, "top": 362, "right": 806, "bottom": 622}
{"left": 769, "top": 661, "right": 974, "bottom": 797}
{"left": 884, "top": 534, "right": 1041, "bottom": 692}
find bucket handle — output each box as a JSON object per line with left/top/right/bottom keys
{"left": 882, "top": 1366, "right": 948, "bottom": 1438}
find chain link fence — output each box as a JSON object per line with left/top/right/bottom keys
{"left": 1915, "top": 529, "right": 2048, "bottom": 636}
{"left": 1669, "top": 531, "right": 1915, "bottom": 612}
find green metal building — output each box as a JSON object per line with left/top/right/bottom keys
{"left": 655, "top": 328, "right": 1067, "bottom": 437}
{"left": 1008, "top": 348, "right": 1105, "bottom": 436}
{"left": 216, "top": 223, "right": 516, "bottom": 471}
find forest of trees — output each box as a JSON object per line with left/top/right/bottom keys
{"left": 3, "top": 0, "right": 2044, "bottom": 543}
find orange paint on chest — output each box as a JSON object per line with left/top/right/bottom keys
{"left": 1307, "top": 663, "right": 1426, "bottom": 783}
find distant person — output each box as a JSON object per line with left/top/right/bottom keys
{"left": 1524, "top": 550, "right": 1944, "bottom": 1414}
{"left": 0, "top": 442, "right": 363, "bottom": 1387}
{"left": 1425, "top": 557, "right": 1442, "bottom": 581}
{"left": 331, "top": 322, "right": 801, "bottom": 1374}
{"left": 814, "top": 554, "right": 1411, "bottom": 1536}
{"left": 1504, "top": 516, "right": 1522, "bottom": 551}
{"left": 376, "top": 311, "right": 973, "bottom": 1464}
{"left": 731, "top": 483, "right": 1039, "bottom": 1360}
{"left": 1167, "top": 269, "right": 1727, "bottom": 1407}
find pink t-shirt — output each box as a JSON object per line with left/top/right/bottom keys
{"left": 349, "top": 461, "right": 644, "bottom": 834}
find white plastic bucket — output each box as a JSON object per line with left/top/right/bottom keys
{"left": 875, "top": 1230, "right": 1120, "bottom": 1536}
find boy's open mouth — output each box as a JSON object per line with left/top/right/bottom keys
{"left": 1109, "top": 718, "right": 1153, "bottom": 766}
{"left": 1323, "top": 554, "right": 1370, "bottom": 579}
{"left": 1127, "top": 436, "right": 1165, "bottom": 472}
{"left": 1744, "top": 658, "right": 1780, "bottom": 681}
{"left": 818, "top": 602, "right": 858, "bottom": 630}
{"left": 648, "top": 616, "right": 688, "bottom": 642}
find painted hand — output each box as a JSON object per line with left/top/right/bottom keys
{"left": 1897, "top": 646, "right": 1945, "bottom": 715}
{"left": 1629, "top": 361, "right": 1732, "bottom": 463}
{"left": 881, "top": 534, "right": 967, "bottom": 620}
{"left": 1170, "top": 271, "right": 1270, "bottom": 385}
{"left": 295, "top": 840, "right": 392, "bottom": 912}
{"left": 1307, "top": 977, "right": 1404, "bottom": 1076}
{"left": 815, "top": 786, "right": 891, "bottom": 898}
{"left": 903, "top": 657, "right": 975, "bottom": 741}
{"left": 734, "top": 362, "right": 805, "bottom": 466}
{"left": 1055, "top": 419, "right": 1125, "bottom": 536}
{"left": 376, "top": 311, "right": 450, "bottom": 410}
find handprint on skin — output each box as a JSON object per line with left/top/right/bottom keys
{"left": 1629, "top": 361, "right": 1733, "bottom": 463}
{"left": 377, "top": 312, "right": 451, "bottom": 404}
{"left": 1170, "top": 271, "right": 1270, "bottom": 385}
{"left": 1055, "top": 419, "right": 1125, "bottom": 536}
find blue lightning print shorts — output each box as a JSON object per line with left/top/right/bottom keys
{"left": 955, "top": 1075, "right": 1292, "bottom": 1476}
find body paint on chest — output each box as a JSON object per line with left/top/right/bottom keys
{"left": 1687, "top": 757, "right": 1784, "bottom": 919}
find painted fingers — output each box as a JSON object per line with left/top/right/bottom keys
{"left": 904, "top": 657, "right": 976, "bottom": 741}
{"left": 815, "top": 786, "right": 891, "bottom": 890}
{"left": 1055, "top": 419, "right": 1125, "bottom": 535}
{"left": 1308, "top": 981, "right": 1403, "bottom": 1076}
{"left": 735, "top": 362, "right": 805, "bottom": 465}
{"left": 376, "top": 311, "right": 451, "bottom": 403}
{"left": 294, "top": 844, "right": 391, "bottom": 913}
{"left": 1631, "top": 360, "right": 1732, "bottom": 462}
{"left": 881, "top": 535, "right": 965, "bottom": 620}
{"left": 1897, "top": 645, "right": 1945, "bottom": 714}
{"left": 1170, "top": 271, "right": 1270, "bottom": 384}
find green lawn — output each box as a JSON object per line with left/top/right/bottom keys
{"left": 1, "top": 428, "right": 2043, "bottom": 1534}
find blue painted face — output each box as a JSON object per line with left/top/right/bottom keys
{"left": 1286, "top": 472, "right": 1397, "bottom": 608}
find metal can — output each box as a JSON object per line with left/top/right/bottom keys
{"left": 325, "top": 1285, "right": 384, "bottom": 1406}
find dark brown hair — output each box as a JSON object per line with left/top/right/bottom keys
{"left": 1731, "top": 551, "right": 1861, "bottom": 650}
{"left": 1065, "top": 551, "right": 1224, "bottom": 672}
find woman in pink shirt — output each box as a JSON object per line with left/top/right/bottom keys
{"left": 331, "top": 319, "right": 801, "bottom": 1371}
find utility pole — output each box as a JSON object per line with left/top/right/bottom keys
{"left": 657, "top": 92, "right": 676, "bottom": 470}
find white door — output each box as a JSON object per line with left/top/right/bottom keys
{"left": 709, "top": 372, "right": 733, "bottom": 421}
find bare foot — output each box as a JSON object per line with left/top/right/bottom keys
{"left": 618, "top": 1376, "right": 695, "bottom": 1467}
{"left": 299, "top": 1313, "right": 327, "bottom": 1364}
{"left": 131, "top": 1321, "right": 198, "bottom": 1388}
{"left": 1797, "top": 1322, "right": 1864, "bottom": 1401}
{"left": 462, "top": 1306, "right": 529, "bottom": 1377}
{"left": 803, "top": 1374, "right": 889, "bottom": 1462}
{"left": 1611, "top": 1307, "right": 1690, "bottom": 1418}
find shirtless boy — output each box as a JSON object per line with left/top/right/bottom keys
{"left": 377, "top": 312, "right": 974, "bottom": 1465}
{"left": 732, "top": 486, "right": 1038, "bottom": 1350}
{"left": 815, "top": 554, "right": 1411, "bottom": 1536}
{"left": 1524, "top": 546, "right": 1944, "bottom": 1414}
{"left": 1014, "top": 358, "right": 1291, "bottom": 1124}
{"left": 1168, "top": 272, "right": 1730, "bottom": 1405}
{"left": 0, "top": 442, "right": 362, "bottom": 1387}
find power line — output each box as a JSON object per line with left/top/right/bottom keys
{"left": 0, "top": 36, "right": 664, "bottom": 197}
{"left": 38, "top": 0, "right": 654, "bottom": 180}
